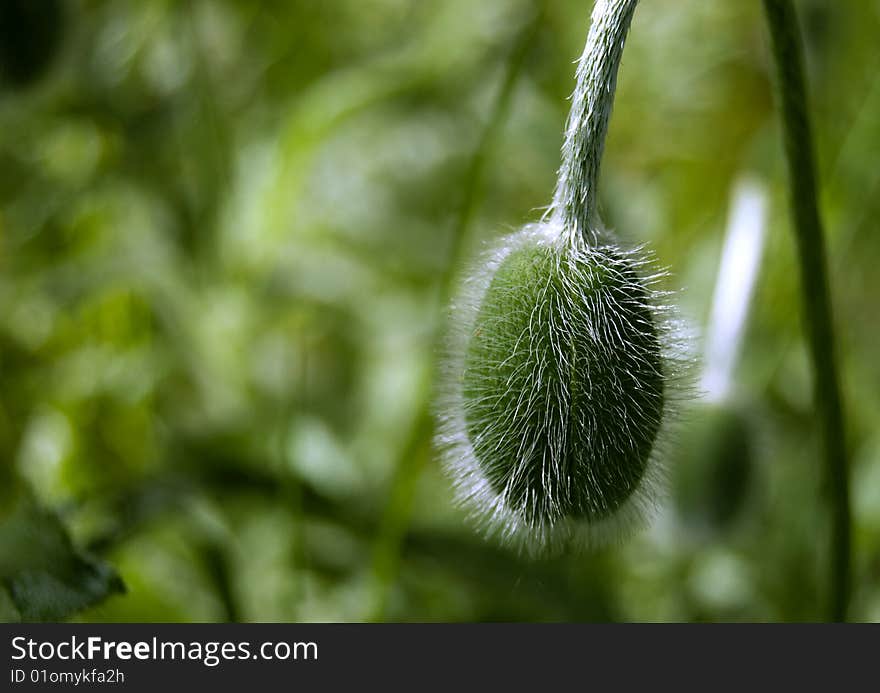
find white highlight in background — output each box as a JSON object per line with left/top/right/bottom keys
{"left": 701, "top": 178, "right": 769, "bottom": 403}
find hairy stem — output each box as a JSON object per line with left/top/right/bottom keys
{"left": 762, "top": 0, "right": 851, "bottom": 622}
{"left": 552, "top": 0, "right": 639, "bottom": 242}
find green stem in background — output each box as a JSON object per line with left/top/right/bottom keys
{"left": 366, "top": 5, "right": 545, "bottom": 621}
{"left": 762, "top": 0, "right": 851, "bottom": 622}
{"left": 443, "top": 6, "right": 545, "bottom": 298}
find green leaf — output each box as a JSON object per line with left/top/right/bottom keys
{"left": 0, "top": 495, "right": 125, "bottom": 622}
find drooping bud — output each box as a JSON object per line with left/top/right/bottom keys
{"left": 437, "top": 0, "right": 689, "bottom": 551}
{"left": 439, "top": 221, "right": 680, "bottom": 549}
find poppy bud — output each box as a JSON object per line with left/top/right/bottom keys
{"left": 437, "top": 0, "right": 689, "bottom": 551}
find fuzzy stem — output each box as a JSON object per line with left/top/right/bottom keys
{"left": 552, "top": 0, "right": 639, "bottom": 242}
{"left": 762, "top": 0, "right": 851, "bottom": 622}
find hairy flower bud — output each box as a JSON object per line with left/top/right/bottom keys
{"left": 437, "top": 1, "right": 690, "bottom": 551}
{"left": 439, "top": 222, "right": 681, "bottom": 550}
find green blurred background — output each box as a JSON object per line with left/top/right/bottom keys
{"left": 1, "top": 0, "right": 878, "bottom": 622}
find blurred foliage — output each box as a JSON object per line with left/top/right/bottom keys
{"left": 0, "top": 0, "right": 878, "bottom": 622}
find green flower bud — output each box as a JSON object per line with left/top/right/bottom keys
{"left": 465, "top": 233, "right": 663, "bottom": 519}
{"left": 437, "top": 0, "right": 690, "bottom": 551}
{"left": 438, "top": 223, "right": 683, "bottom": 550}
{"left": 672, "top": 403, "right": 753, "bottom": 532}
